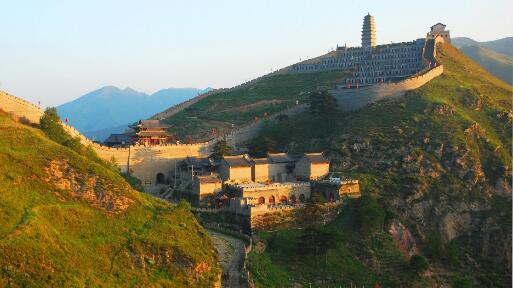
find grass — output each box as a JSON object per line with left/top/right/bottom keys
{"left": 0, "top": 111, "right": 219, "bottom": 287}
{"left": 163, "top": 70, "right": 349, "bottom": 141}
{"left": 246, "top": 44, "right": 512, "bottom": 287}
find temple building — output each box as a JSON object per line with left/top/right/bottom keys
{"left": 103, "top": 133, "right": 133, "bottom": 147}
{"left": 129, "top": 120, "right": 171, "bottom": 145}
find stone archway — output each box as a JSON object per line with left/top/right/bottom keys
{"left": 269, "top": 195, "right": 275, "bottom": 205}
{"left": 258, "top": 196, "right": 265, "bottom": 205}
{"left": 279, "top": 195, "right": 288, "bottom": 205}
{"left": 156, "top": 173, "right": 166, "bottom": 184}
{"left": 299, "top": 194, "right": 305, "bottom": 203}
{"left": 290, "top": 195, "right": 297, "bottom": 204}
{"left": 328, "top": 192, "right": 335, "bottom": 202}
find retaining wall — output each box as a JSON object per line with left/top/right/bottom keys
{"left": 330, "top": 65, "right": 444, "bottom": 111}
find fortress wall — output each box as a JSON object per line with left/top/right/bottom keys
{"left": 330, "top": 65, "right": 444, "bottom": 111}
{"left": 0, "top": 90, "right": 212, "bottom": 189}
{"left": 0, "top": 91, "right": 44, "bottom": 123}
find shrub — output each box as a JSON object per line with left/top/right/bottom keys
{"left": 356, "top": 194, "right": 385, "bottom": 235}
{"left": 307, "top": 90, "right": 337, "bottom": 115}
{"left": 410, "top": 255, "right": 429, "bottom": 274}
{"left": 424, "top": 231, "right": 444, "bottom": 259}
{"left": 452, "top": 275, "right": 473, "bottom": 288}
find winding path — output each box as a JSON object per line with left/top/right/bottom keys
{"left": 206, "top": 230, "right": 247, "bottom": 288}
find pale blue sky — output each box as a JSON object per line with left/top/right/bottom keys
{"left": 1, "top": 0, "right": 512, "bottom": 106}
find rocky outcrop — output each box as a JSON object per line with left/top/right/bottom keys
{"left": 44, "top": 159, "right": 134, "bottom": 213}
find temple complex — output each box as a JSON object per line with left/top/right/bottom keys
{"left": 289, "top": 14, "right": 450, "bottom": 88}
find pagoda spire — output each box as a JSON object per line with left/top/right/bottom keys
{"left": 361, "top": 13, "right": 376, "bottom": 49}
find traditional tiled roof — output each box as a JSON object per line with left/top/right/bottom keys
{"left": 196, "top": 175, "right": 222, "bottom": 183}
{"left": 267, "top": 153, "right": 295, "bottom": 163}
{"left": 303, "top": 153, "right": 329, "bottom": 164}
{"left": 130, "top": 119, "right": 169, "bottom": 130}
{"left": 252, "top": 158, "right": 269, "bottom": 165}
{"left": 104, "top": 133, "right": 132, "bottom": 144}
{"left": 182, "top": 157, "right": 212, "bottom": 167}
{"left": 136, "top": 130, "right": 169, "bottom": 137}
{"left": 430, "top": 22, "right": 446, "bottom": 29}
{"left": 223, "top": 155, "right": 252, "bottom": 167}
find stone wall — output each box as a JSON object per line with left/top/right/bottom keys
{"left": 0, "top": 90, "right": 213, "bottom": 190}
{"left": 330, "top": 64, "right": 444, "bottom": 111}
{"left": 0, "top": 91, "right": 44, "bottom": 123}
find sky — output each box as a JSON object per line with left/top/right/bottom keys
{"left": 1, "top": 0, "right": 512, "bottom": 107}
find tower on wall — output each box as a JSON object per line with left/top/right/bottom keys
{"left": 361, "top": 13, "right": 376, "bottom": 49}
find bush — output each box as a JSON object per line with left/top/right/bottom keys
{"left": 410, "top": 255, "right": 429, "bottom": 274}
{"left": 445, "top": 240, "right": 461, "bottom": 267}
{"left": 452, "top": 275, "right": 473, "bottom": 288}
{"left": 424, "top": 231, "right": 444, "bottom": 259}
{"left": 356, "top": 194, "right": 385, "bottom": 235}
{"left": 307, "top": 90, "right": 337, "bottom": 115}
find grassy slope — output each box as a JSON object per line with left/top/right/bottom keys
{"left": 0, "top": 111, "right": 219, "bottom": 287}
{"left": 247, "top": 44, "right": 512, "bottom": 287}
{"left": 459, "top": 45, "right": 513, "bottom": 85}
{"left": 162, "top": 70, "right": 349, "bottom": 141}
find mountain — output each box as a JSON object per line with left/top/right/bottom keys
{"left": 0, "top": 110, "right": 219, "bottom": 286}
{"left": 451, "top": 37, "right": 513, "bottom": 84}
{"left": 57, "top": 86, "right": 212, "bottom": 140}
{"left": 452, "top": 37, "right": 513, "bottom": 56}
{"left": 458, "top": 45, "right": 513, "bottom": 84}
{"left": 246, "top": 44, "right": 511, "bottom": 286}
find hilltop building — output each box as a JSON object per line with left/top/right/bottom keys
{"left": 427, "top": 23, "right": 451, "bottom": 43}
{"left": 289, "top": 14, "right": 450, "bottom": 88}
{"left": 129, "top": 120, "right": 171, "bottom": 145}
{"left": 361, "top": 13, "right": 376, "bottom": 49}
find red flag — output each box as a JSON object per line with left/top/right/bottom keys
{"left": 65, "top": 117, "right": 69, "bottom": 123}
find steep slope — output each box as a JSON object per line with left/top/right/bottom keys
{"left": 452, "top": 36, "right": 513, "bottom": 56}
{"left": 458, "top": 45, "right": 512, "bottom": 85}
{"left": 0, "top": 111, "right": 219, "bottom": 286}
{"left": 247, "top": 44, "right": 512, "bottom": 287}
{"left": 160, "top": 71, "right": 349, "bottom": 141}
{"left": 57, "top": 86, "right": 211, "bottom": 140}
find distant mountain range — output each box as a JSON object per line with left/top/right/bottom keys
{"left": 452, "top": 37, "right": 512, "bottom": 84}
{"left": 57, "top": 86, "right": 212, "bottom": 141}
{"left": 452, "top": 37, "right": 513, "bottom": 56}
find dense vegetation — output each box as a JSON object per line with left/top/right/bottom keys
{"left": 0, "top": 110, "right": 219, "bottom": 286}
{"left": 162, "top": 70, "right": 349, "bottom": 141}
{"left": 247, "top": 44, "right": 512, "bottom": 287}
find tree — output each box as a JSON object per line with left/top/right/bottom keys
{"left": 248, "top": 137, "right": 278, "bottom": 157}
{"left": 40, "top": 107, "right": 70, "bottom": 144}
{"left": 356, "top": 194, "right": 385, "bottom": 235}
{"left": 210, "top": 138, "right": 233, "bottom": 160}
{"left": 410, "top": 255, "right": 429, "bottom": 274}
{"left": 299, "top": 192, "right": 325, "bottom": 227}
{"left": 307, "top": 90, "right": 337, "bottom": 115}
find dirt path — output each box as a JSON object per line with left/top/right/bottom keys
{"left": 207, "top": 230, "right": 247, "bottom": 288}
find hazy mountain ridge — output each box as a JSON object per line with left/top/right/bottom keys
{"left": 57, "top": 86, "right": 212, "bottom": 140}
{"left": 452, "top": 36, "right": 513, "bottom": 56}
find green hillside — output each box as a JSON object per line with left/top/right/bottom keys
{"left": 247, "top": 44, "right": 512, "bottom": 287}
{"left": 459, "top": 45, "right": 513, "bottom": 85}
{"left": 162, "top": 70, "right": 349, "bottom": 141}
{"left": 0, "top": 111, "right": 219, "bottom": 286}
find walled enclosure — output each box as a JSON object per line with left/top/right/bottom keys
{"left": 0, "top": 90, "right": 212, "bottom": 189}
